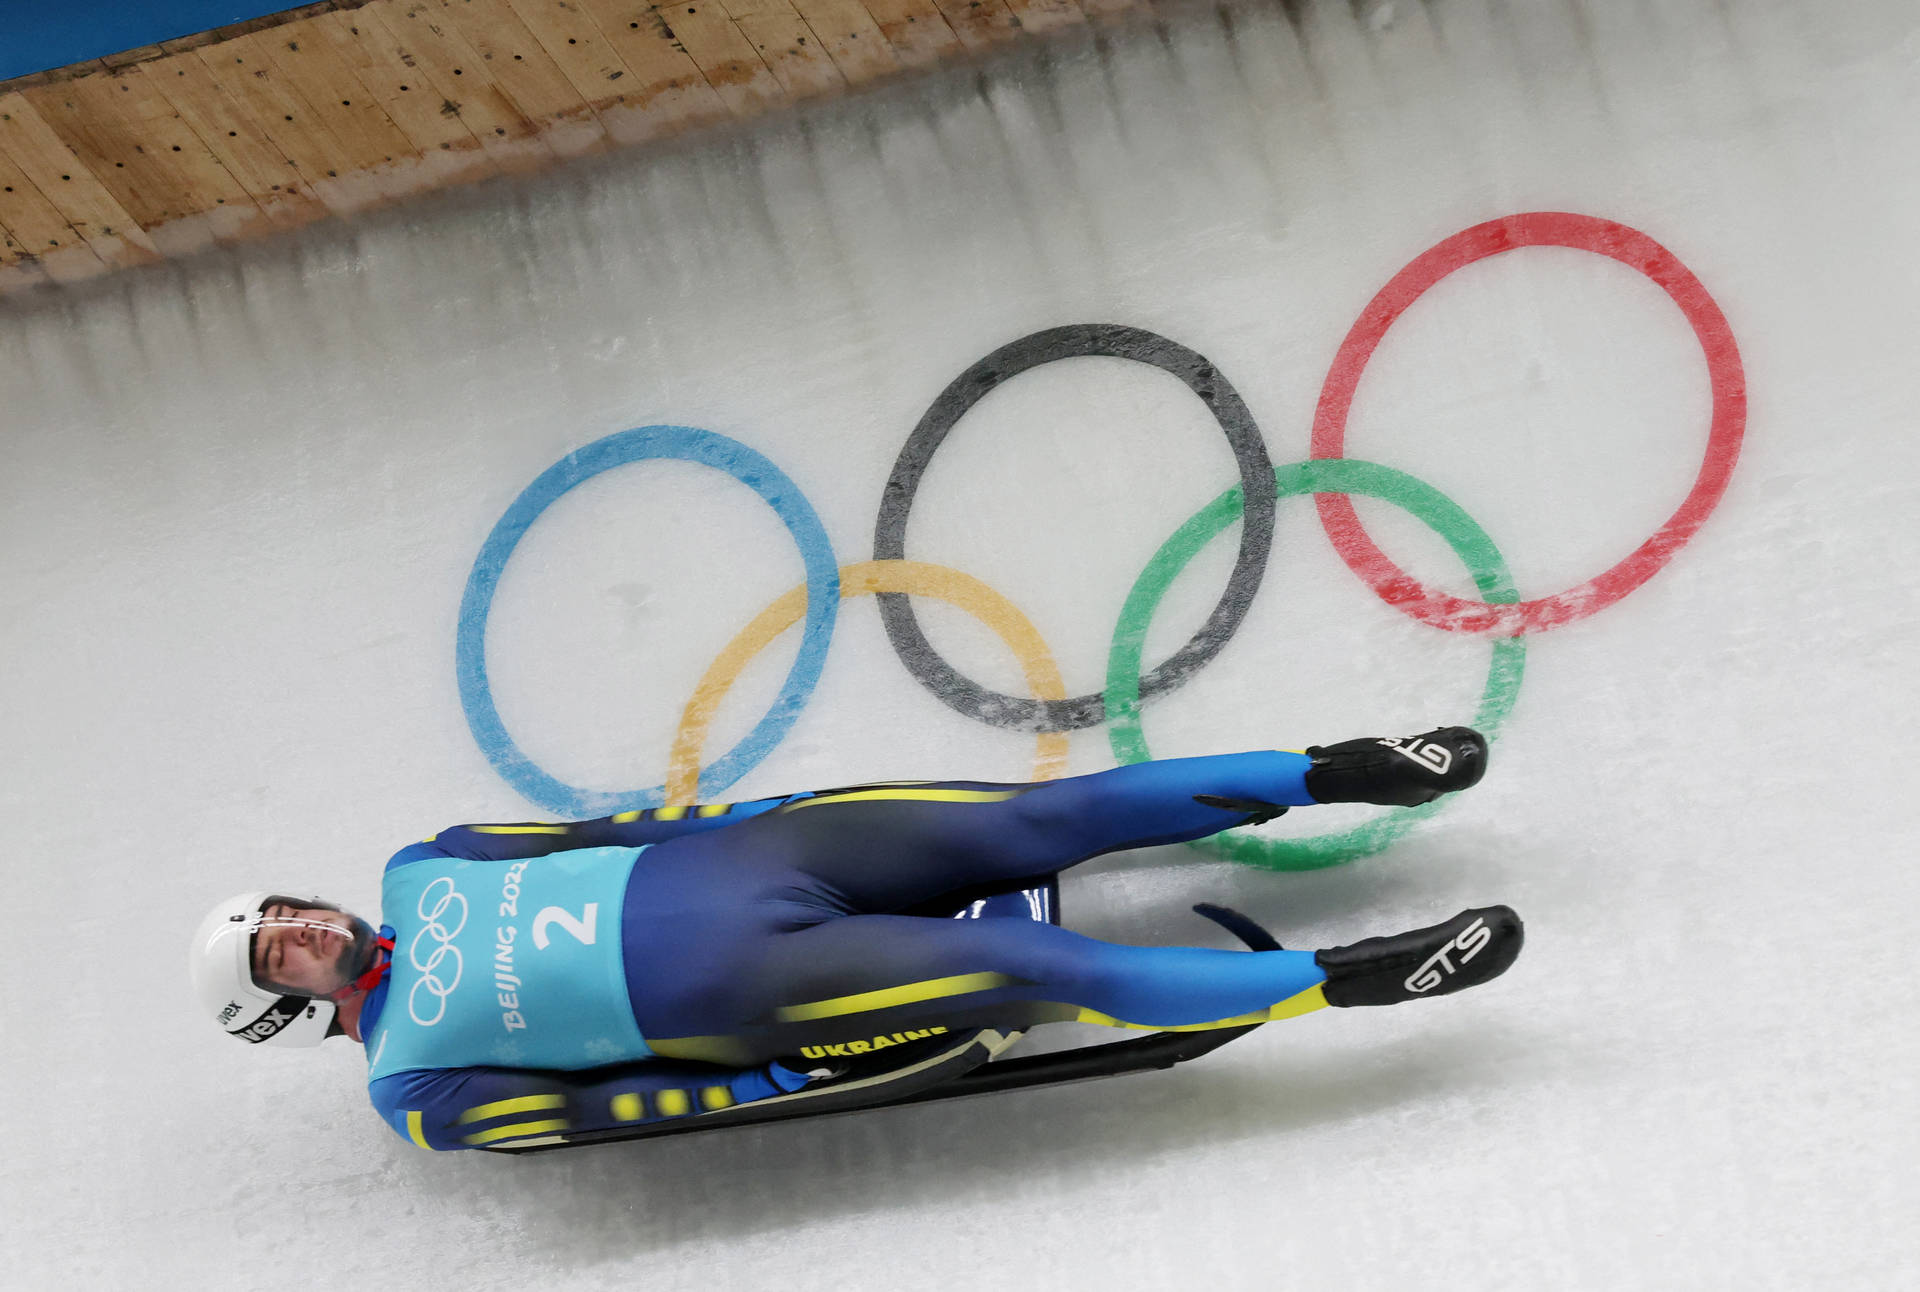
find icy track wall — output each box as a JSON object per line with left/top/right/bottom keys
{"left": 5, "top": 1, "right": 1918, "bottom": 1288}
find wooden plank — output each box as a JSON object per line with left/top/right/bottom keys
{"left": 574, "top": 0, "right": 732, "bottom": 139}
{"left": 0, "top": 136, "right": 109, "bottom": 281}
{"left": 255, "top": 15, "right": 424, "bottom": 166}
{"left": 928, "top": 0, "right": 1022, "bottom": 51}
{"left": 314, "top": 8, "right": 501, "bottom": 186}
{"left": 644, "top": 0, "right": 787, "bottom": 119}
{"left": 137, "top": 51, "right": 334, "bottom": 230}
{"left": 0, "top": 66, "right": 71, "bottom": 94}
{"left": 21, "top": 68, "right": 264, "bottom": 254}
{"left": 786, "top": 0, "right": 901, "bottom": 87}
{"left": 720, "top": 0, "right": 847, "bottom": 99}
{"left": 98, "top": 42, "right": 177, "bottom": 73}
{"left": 353, "top": 1, "right": 556, "bottom": 175}
{"left": 501, "top": 0, "right": 697, "bottom": 146}
{"left": 0, "top": 0, "right": 1103, "bottom": 297}
{"left": 89, "top": 65, "right": 267, "bottom": 241}
{"left": 429, "top": 0, "right": 613, "bottom": 157}
{"left": 0, "top": 92, "right": 158, "bottom": 272}
{"left": 0, "top": 80, "right": 160, "bottom": 234}
{"left": 497, "top": 0, "right": 644, "bottom": 122}
{"left": 17, "top": 73, "right": 183, "bottom": 233}
{"left": 858, "top": 0, "right": 962, "bottom": 69}
{"left": 1000, "top": 0, "right": 1083, "bottom": 38}
{"left": 185, "top": 32, "right": 392, "bottom": 212}
{"left": 0, "top": 169, "right": 77, "bottom": 266}
{"left": 245, "top": 20, "right": 430, "bottom": 194}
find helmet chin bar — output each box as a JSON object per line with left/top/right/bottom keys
{"left": 234, "top": 994, "right": 329, "bottom": 1043}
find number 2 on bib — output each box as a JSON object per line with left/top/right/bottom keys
{"left": 532, "top": 902, "right": 599, "bottom": 949}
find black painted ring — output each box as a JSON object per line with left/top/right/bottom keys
{"left": 872, "top": 324, "right": 1277, "bottom": 732}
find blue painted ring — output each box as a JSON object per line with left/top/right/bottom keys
{"left": 456, "top": 426, "right": 840, "bottom": 816}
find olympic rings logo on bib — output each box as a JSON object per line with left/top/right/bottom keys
{"left": 408, "top": 877, "right": 468, "bottom": 1027}
{"left": 457, "top": 212, "right": 1745, "bottom": 871}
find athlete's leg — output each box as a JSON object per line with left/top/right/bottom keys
{"left": 665, "top": 750, "right": 1320, "bottom": 917}
{"left": 632, "top": 730, "right": 1486, "bottom": 920}
{"left": 622, "top": 780, "right": 1315, "bottom": 1064}
{"left": 639, "top": 903, "right": 1522, "bottom": 1067}
{"left": 642, "top": 911, "right": 1323, "bottom": 1064}
{"left": 622, "top": 731, "right": 1493, "bottom": 1061}
{"left": 713, "top": 727, "right": 1488, "bottom": 914}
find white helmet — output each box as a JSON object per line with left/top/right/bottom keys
{"left": 188, "top": 891, "right": 374, "bottom": 1047}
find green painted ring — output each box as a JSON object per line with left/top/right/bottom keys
{"left": 1103, "top": 458, "right": 1527, "bottom": 870}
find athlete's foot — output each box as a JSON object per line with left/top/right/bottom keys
{"left": 1303, "top": 726, "right": 1488, "bottom": 807}
{"left": 1315, "top": 906, "right": 1523, "bottom": 1007}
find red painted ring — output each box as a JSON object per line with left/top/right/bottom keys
{"left": 1310, "top": 211, "right": 1747, "bottom": 635}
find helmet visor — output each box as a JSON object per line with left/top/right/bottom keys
{"left": 248, "top": 897, "right": 379, "bottom": 999}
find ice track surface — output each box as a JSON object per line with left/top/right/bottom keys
{"left": 4, "top": 0, "right": 1918, "bottom": 1287}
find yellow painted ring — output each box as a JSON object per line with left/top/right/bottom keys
{"left": 666, "top": 560, "right": 1070, "bottom": 804}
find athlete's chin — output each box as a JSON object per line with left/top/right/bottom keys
{"left": 331, "top": 913, "right": 381, "bottom": 991}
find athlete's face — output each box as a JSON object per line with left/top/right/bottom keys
{"left": 250, "top": 902, "right": 364, "bottom": 997}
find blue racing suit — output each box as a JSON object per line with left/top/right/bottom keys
{"left": 362, "top": 752, "right": 1335, "bottom": 1150}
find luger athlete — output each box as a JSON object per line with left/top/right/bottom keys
{"left": 189, "top": 729, "right": 1522, "bottom": 1151}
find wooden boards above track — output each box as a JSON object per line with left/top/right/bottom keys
{"left": 0, "top": 0, "right": 1149, "bottom": 295}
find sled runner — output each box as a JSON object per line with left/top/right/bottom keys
{"left": 484, "top": 883, "right": 1280, "bottom": 1155}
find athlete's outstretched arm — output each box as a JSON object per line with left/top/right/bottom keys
{"left": 391, "top": 747, "right": 1308, "bottom": 871}
{"left": 376, "top": 751, "right": 1284, "bottom": 873}
{"left": 385, "top": 792, "right": 798, "bottom": 868}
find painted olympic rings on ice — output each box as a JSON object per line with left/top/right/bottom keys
{"left": 665, "top": 560, "right": 1072, "bottom": 804}
{"left": 455, "top": 425, "right": 839, "bottom": 817}
{"left": 461, "top": 213, "right": 1743, "bottom": 867}
{"left": 1311, "top": 212, "right": 1747, "bottom": 635}
{"left": 1104, "top": 458, "right": 1526, "bottom": 870}
{"left": 873, "top": 324, "right": 1276, "bottom": 733}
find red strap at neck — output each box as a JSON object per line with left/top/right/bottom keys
{"left": 337, "top": 935, "right": 395, "bottom": 998}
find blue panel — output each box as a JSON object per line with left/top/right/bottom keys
{"left": 0, "top": 2, "right": 299, "bottom": 83}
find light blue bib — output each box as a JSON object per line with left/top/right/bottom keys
{"left": 366, "top": 846, "right": 650, "bottom": 1081}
